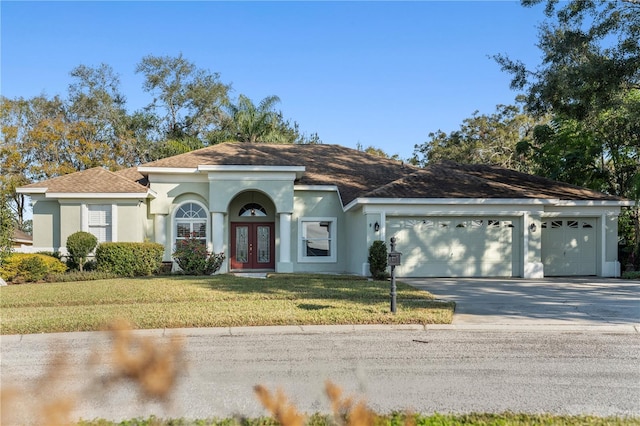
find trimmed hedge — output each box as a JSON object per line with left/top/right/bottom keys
{"left": 0, "top": 253, "right": 67, "bottom": 283}
{"left": 95, "top": 242, "right": 164, "bottom": 277}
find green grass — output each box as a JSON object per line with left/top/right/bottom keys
{"left": 0, "top": 274, "right": 454, "bottom": 334}
{"left": 77, "top": 412, "right": 640, "bottom": 426}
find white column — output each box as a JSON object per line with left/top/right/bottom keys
{"left": 212, "top": 212, "right": 225, "bottom": 254}
{"left": 212, "top": 212, "right": 226, "bottom": 273}
{"left": 523, "top": 213, "right": 544, "bottom": 278}
{"left": 110, "top": 204, "right": 118, "bottom": 242}
{"left": 278, "top": 213, "right": 293, "bottom": 272}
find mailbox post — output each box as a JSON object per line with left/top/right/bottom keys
{"left": 388, "top": 237, "right": 402, "bottom": 314}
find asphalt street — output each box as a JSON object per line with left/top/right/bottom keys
{"left": 1, "top": 326, "right": 639, "bottom": 423}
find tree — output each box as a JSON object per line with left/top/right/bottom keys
{"left": 495, "top": 0, "right": 639, "bottom": 265}
{"left": 0, "top": 196, "right": 13, "bottom": 265}
{"left": 0, "top": 97, "right": 31, "bottom": 228}
{"left": 413, "top": 103, "right": 542, "bottom": 171}
{"left": 494, "top": 0, "right": 639, "bottom": 120}
{"left": 356, "top": 143, "right": 400, "bottom": 160}
{"left": 208, "top": 94, "right": 314, "bottom": 144}
{"left": 136, "top": 54, "right": 230, "bottom": 141}
{"left": 68, "top": 64, "right": 150, "bottom": 167}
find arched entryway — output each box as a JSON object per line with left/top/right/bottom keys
{"left": 228, "top": 191, "right": 276, "bottom": 271}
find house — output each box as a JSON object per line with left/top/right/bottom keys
{"left": 11, "top": 229, "right": 33, "bottom": 249}
{"left": 16, "top": 142, "right": 632, "bottom": 278}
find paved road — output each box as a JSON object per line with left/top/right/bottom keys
{"left": 2, "top": 326, "right": 639, "bottom": 423}
{"left": 404, "top": 277, "right": 640, "bottom": 326}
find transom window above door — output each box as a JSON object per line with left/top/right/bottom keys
{"left": 175, "top": 202, "right": 207, "bottom": 245}
{"left": 239, "top": 203, "right": 267, "bottom": 217}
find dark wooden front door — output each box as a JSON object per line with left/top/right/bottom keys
{"left": 230, "top": 223, "right": 275, "bottom": 270}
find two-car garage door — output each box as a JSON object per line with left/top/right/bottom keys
{"left": 387, "top": 216, "right": 598, "bottom": 277}
{"left": 388, "top": 217, "right": 517, "bottom": 277}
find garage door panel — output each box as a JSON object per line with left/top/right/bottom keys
{"left": 542, "top": 218, "right": 597, "bottom": 276}
{"left": 389, "top": 217, "right": 515, "bottom": 278}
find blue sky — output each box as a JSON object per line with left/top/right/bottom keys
{"left": 1, "top": 1, "right": 546, "bottom": 160}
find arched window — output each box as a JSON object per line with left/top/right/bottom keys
{"left": 239, "top": 203, "right": 267, "bottom": 217}
{"left": 175, "top": 202, "right": 207, "bottom": 246}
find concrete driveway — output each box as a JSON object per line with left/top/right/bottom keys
{"left": 403, "top": 277, "right": 640, "bottom": 327}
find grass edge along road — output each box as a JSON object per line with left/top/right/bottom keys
{"left": 0, "top": 274, "right": 454, "bottom": 334}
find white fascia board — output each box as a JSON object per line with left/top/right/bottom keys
{"left": 344, "top": 197, "right": 552, "bottom": 212}
{"left": 45, "top": 191, "right": 154, "bottom": 199}
{"left": 199, "top": 165, "right": 305, "bottom": 173}
{"left": 201, "top": 165, "right": 305, "bottom": 180}
{"left": 294, "top": 185, "right": 339, "bottom": 192}
{"left": 551, "top": 200, "right": 634, "bottom": 207}
{"left": 16, "top": 187, "right": 47, "bottom": 194}
{"left": 137, "top": 167, "right": 199, "bottom": 174}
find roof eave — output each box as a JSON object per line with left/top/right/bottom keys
{"left": 40, "top": 190, "right": 155, "bottom": 199}
{"left": 344, "top": 197, "right": 630, "bottom": 211}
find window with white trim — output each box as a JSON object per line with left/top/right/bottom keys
{"left": 175, "top": 202, "right": 207, "bottom": 247}
{"left": 88, "top": 205, "right": 112, "bottom": 243}
{"left": 299, "top": 217, "right": 337, "bottom": 262}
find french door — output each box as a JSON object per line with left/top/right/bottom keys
{"left": 230, "top": 223, "right": 275, "bottom": 270}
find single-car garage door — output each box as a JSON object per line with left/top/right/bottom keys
{"left": 388, "top": 217, "right": 517, "bottom": 277}
{"left": 541, "top": 218, "right": 597, "bottom": 276}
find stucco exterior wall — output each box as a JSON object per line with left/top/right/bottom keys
{"left": 31, "top": 199, "right": 60, "bottom": 250}
{"left": 292, "top": 189, "right": 347, "bottom": 273}
{"left": 117, "top": 203, "right": 146, "bottom": 242}
{"left": 345, "top": 208, "right": 369, "bottom": 276}
{"left": 59, "top": 202, "right": 82, "bottom": 251}
{"left": 150, "top": 180, "right": 210, "bottom": 215}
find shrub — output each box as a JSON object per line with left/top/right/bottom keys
{"left": 66, "top": 232, "right": 98, "bottom": 272}
{"left": 0, "top": 253, "right": 67, "bottom": 283}
{"left": 173, "top": 233, "right": 225, "bottom": 275}
{"left": 622, "top": 271, "right": 640, "bottom": 280}
{"left": 46, "top": 270, "right": 120, "bottom": 283}
{"left": 36, "top": 251, "right": 62, "bottom": 260}
{"left": 368, "top": 240, "right": 389, "bottom": 280}
{"left": 96, "top": 242, "right": 164, "bottom": 277}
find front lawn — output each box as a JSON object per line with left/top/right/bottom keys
{"left": 0, "top": 274, "right": 454, "bottom": 334}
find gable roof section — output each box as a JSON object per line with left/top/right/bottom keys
{"left": 18, "top": 167, "right": 150, "bottom": 195}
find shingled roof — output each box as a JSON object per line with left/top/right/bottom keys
{"left": 140, "top": 142, "right": 622, "bottom": 204}
{"left": 142, "top": 143, "right": 415, "bottom": 205}
{"left": 18, "top": 143, "right": 623, "bottom": 205}
{"left": 18, "top": 167, "right": 149, "bottom": 194}
{"left": 363, "top": 161, "right": 623, "bottom": 202}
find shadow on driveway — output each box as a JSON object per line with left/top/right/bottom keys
{"left": 403, "top": 277, "right": 640, "bottom": 326}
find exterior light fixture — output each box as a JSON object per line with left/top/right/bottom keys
{"left": 374, "top": 221, "right": 380, "bottom": 232}
{"left": 529, "top": 223, "right": 537, "bottom": 233}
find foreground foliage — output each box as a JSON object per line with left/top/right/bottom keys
{"left": 0, "top": 274, "right": 453, "bottom": 334}
{"left": 76, "top": 412, "right": 640, "bottom": 426}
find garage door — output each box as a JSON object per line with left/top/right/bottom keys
{"left": 541, "top": 218, "right": 597, "bottom": 276}
{"left": 388, "top": 217, "right": 516, "bottom": 277}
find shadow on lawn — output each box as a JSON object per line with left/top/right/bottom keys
{"left": 179, "top": 274, "right": 436, "bottom": 306}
